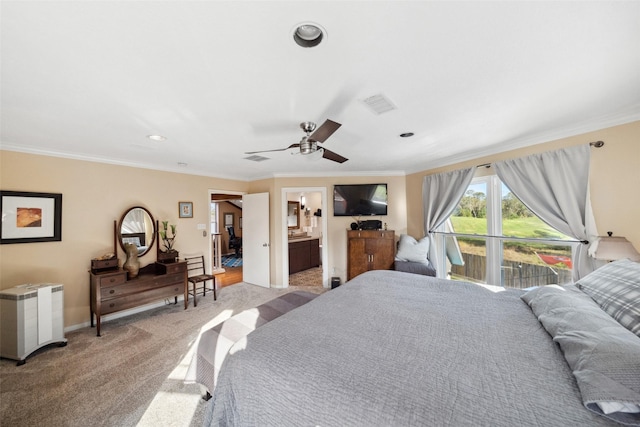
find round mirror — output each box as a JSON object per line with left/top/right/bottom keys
{"left": 118, "top": 206, "right": 156, "bottom": 257}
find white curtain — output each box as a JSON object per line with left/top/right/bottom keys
{"left": 121, "top": 208, "right": 146, "bottom": 234}
{"left": 493, "top": 144, "right": 598, "bottom": 281}
{"left": 423, "top": 167, "right": 475, "bottom": 276}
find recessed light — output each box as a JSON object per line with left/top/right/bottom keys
{"left": 177, "top": 162, "right": 188, "bottom": 167}
{"left": 400, "top": 132, "right": 414, "bottom": 138}
{"left": 293, "top": 23, "right": 326, "bottom": 48}
{"left": 147, "top": 135, "right": 167, "bottom": 141}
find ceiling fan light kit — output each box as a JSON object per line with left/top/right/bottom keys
{"left": 245, "top": 119, "right": 348, "bottom": 163}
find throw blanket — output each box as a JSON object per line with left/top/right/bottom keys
{"left": 185, "top": 291, "right": 318, "bottom": 394}
{"left": 205, "top": 270, "right": 620, "bottom": 426}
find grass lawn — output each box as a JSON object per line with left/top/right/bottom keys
{"left": 451, "top": 215, "right": 568, "bottom": 239}
{"left": 450, "top": 216, "right": 571, "bottom": 268}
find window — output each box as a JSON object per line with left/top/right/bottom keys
{"left": 210, "top": 202, "right": 219, "bottom": 234}
{"left": 442, "top": 175, "right": 574, "bottom": 288}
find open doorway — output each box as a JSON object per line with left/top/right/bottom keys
{"left": 210, "top": 192, "right": 243, "bottom": 288}
{"left": 282, "top": 187, "right": 329, "bottom": 288}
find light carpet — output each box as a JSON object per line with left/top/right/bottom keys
{"left": 0, "top": 282, "right": 326, "bottom": 427}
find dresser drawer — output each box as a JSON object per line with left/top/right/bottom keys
{"left": 100, "top": 283, "right": 185, "bottom": 315}
{"left": 100, "top": 272, "right": 184, "bottom": 300}
{"left": 97, "top": 272, "right": 127, "bottom": 287}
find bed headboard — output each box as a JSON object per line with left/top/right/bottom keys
{"left": 121, "top": 232, "right": 145, "bottom": 247}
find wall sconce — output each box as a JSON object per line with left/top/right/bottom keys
{"left": 300, "top": 195, "right": 306, "bottom": 210}
{"left": 589, "top": 232, "right": 640, "bottom": 262}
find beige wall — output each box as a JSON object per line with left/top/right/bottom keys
{"left": 0, "top": 151, "right": 248, "bottom": 327}
{"left": 405, "top": 120, "right": 640, "bottom": 252}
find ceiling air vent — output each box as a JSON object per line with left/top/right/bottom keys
{"left": 244, "top": 155, "right": 270, "bottom": 162}
{"left": 362, "top": 93, "right": 396, "bottom": 115}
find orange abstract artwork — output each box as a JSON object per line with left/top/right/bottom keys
{"left": 16, "top": 207, "right": 42, "bottom": 228}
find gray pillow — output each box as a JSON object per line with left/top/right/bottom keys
{"left": 521, "top": 284, "right": 640, "bottom": 425}
{"left": 575, "top": 258, "right": 640, "bottom": 337}
{"left": 395, "top": 234, "right": 430, "bottom": 264}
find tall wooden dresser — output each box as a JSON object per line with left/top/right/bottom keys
{"left": 347, "top": 230, "right": 395, "bottom": 280}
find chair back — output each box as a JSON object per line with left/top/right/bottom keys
{"left": 227, "top": 226, "right": 236, "bottom": 239}
{"left": 185, "top": 255, "right": 207, "bottom": 278}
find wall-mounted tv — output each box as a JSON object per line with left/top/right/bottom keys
{"left": 333, "top": 183, "right": 388, "bottom": 216}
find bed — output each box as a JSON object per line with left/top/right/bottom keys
{"left": 203, "top": 260, "right": 640, "bottom": 426}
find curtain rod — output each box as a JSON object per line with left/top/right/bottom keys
{"left": 430, "top": 230, "right": 588, "bottom": 244}
{"left": 476, "top": 141, "right": 605, "bottom": 169}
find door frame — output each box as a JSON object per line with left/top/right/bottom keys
{"left": 208, "top": 189, "right": 245, "bottom": 271}
{"left": 281, "top": 187, "right": 329, "bottom": 288}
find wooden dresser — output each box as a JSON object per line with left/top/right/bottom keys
{"left": 347, "top": 230, "right": 395, "bottom": 280}
{"left": 89, "top": 261, "right": 187, "bottom": 336}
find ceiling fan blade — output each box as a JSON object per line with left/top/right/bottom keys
{"left": 245, "top": 144, "right": 299, "bottom": 155}
{"left": 309, "top": 119, "right": 342, "bottom": 143}
{"left": 322, "top": 148, "right": 348, "bottom": 163}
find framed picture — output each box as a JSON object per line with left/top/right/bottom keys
{"left": 224, "top": 213, "right": 233, "bottom": 227}
{"left": 239, "top": 217, "right": 243, "bottom": 229}
{"left": 1, "top": 191, "right": 63, "bottom": 244}
{"left": 179, "top": 201, "right": 193, "bottom": 218}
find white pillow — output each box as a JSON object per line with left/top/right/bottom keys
{"left": 395, "top": 234, "right": 430, "bottom": 264}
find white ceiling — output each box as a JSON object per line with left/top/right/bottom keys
{"left": 2, "top": 1, "right": 639, "bottom": 181}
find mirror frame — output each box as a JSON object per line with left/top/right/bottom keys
{"left": 117, "top": 206, "right": 156, "bottom": 257}
{"left": 287, "top": 201, "right": 300, "bottom": 230}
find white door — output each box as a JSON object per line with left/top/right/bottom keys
{"left": 242, "top": 192, "right": 270, "bottom": 287}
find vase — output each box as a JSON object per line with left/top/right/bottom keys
{"left": 123, "top": 243, "right": 140, "bottom": 279}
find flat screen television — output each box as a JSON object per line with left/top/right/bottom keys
{"left": 333, "top": 183, "right": 388, "bottom": 216}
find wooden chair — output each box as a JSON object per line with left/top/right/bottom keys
{"left": 185, "top": 255, "right": 217, "bottom": 307}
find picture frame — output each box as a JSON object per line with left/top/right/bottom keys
{"left": 224, "top": 213, "right": 233, "bottom": 227}
{"left": 239, "top": 217, "right": 243, "bottom": 229}
{"left": 179, "top": 201, "right": 193, "bottom": 218}
{"left": 0, "top": 191, "right": 63, "bottom": 244}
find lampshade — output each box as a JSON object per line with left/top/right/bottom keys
{"left": 590, "top": 234, "right": 640, "bottom": 261}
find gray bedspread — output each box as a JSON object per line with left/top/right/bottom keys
{"left": 205, "top": 270, "right": 620, "bottom": 426}
{"left": 185, "top": 291, "right": 319, "bottom": 394}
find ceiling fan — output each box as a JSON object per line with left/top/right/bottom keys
{"left": 245, "top": 119, "right": 348, "bottom": 163}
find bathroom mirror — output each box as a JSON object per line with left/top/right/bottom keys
{"left": 287, "top": 201, "right": 300, "bottom": 230}
{"left": 118, "top": 206, "right": 156, "bottom": 257}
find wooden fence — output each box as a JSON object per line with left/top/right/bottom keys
{"left": 451, "top": 253, "right": 572, "bottom": 289}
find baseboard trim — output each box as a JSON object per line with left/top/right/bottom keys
{"left": 64, "top": 296, "right": 186, "bottom": 333}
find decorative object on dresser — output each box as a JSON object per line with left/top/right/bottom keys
{"left": 90, "top": 254, "right": 118, "bottom": 274}
{"left": 158, "top": 220, "right": 178, "bottom": 263}
{"left": 122, "top": 243, "right": 141, "bottom": 279}
{"left": 0, "top": 283, "right": 67, "bottom": 365}
{"left": 347, "top": 229, "right": 395, "bottom": 280}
